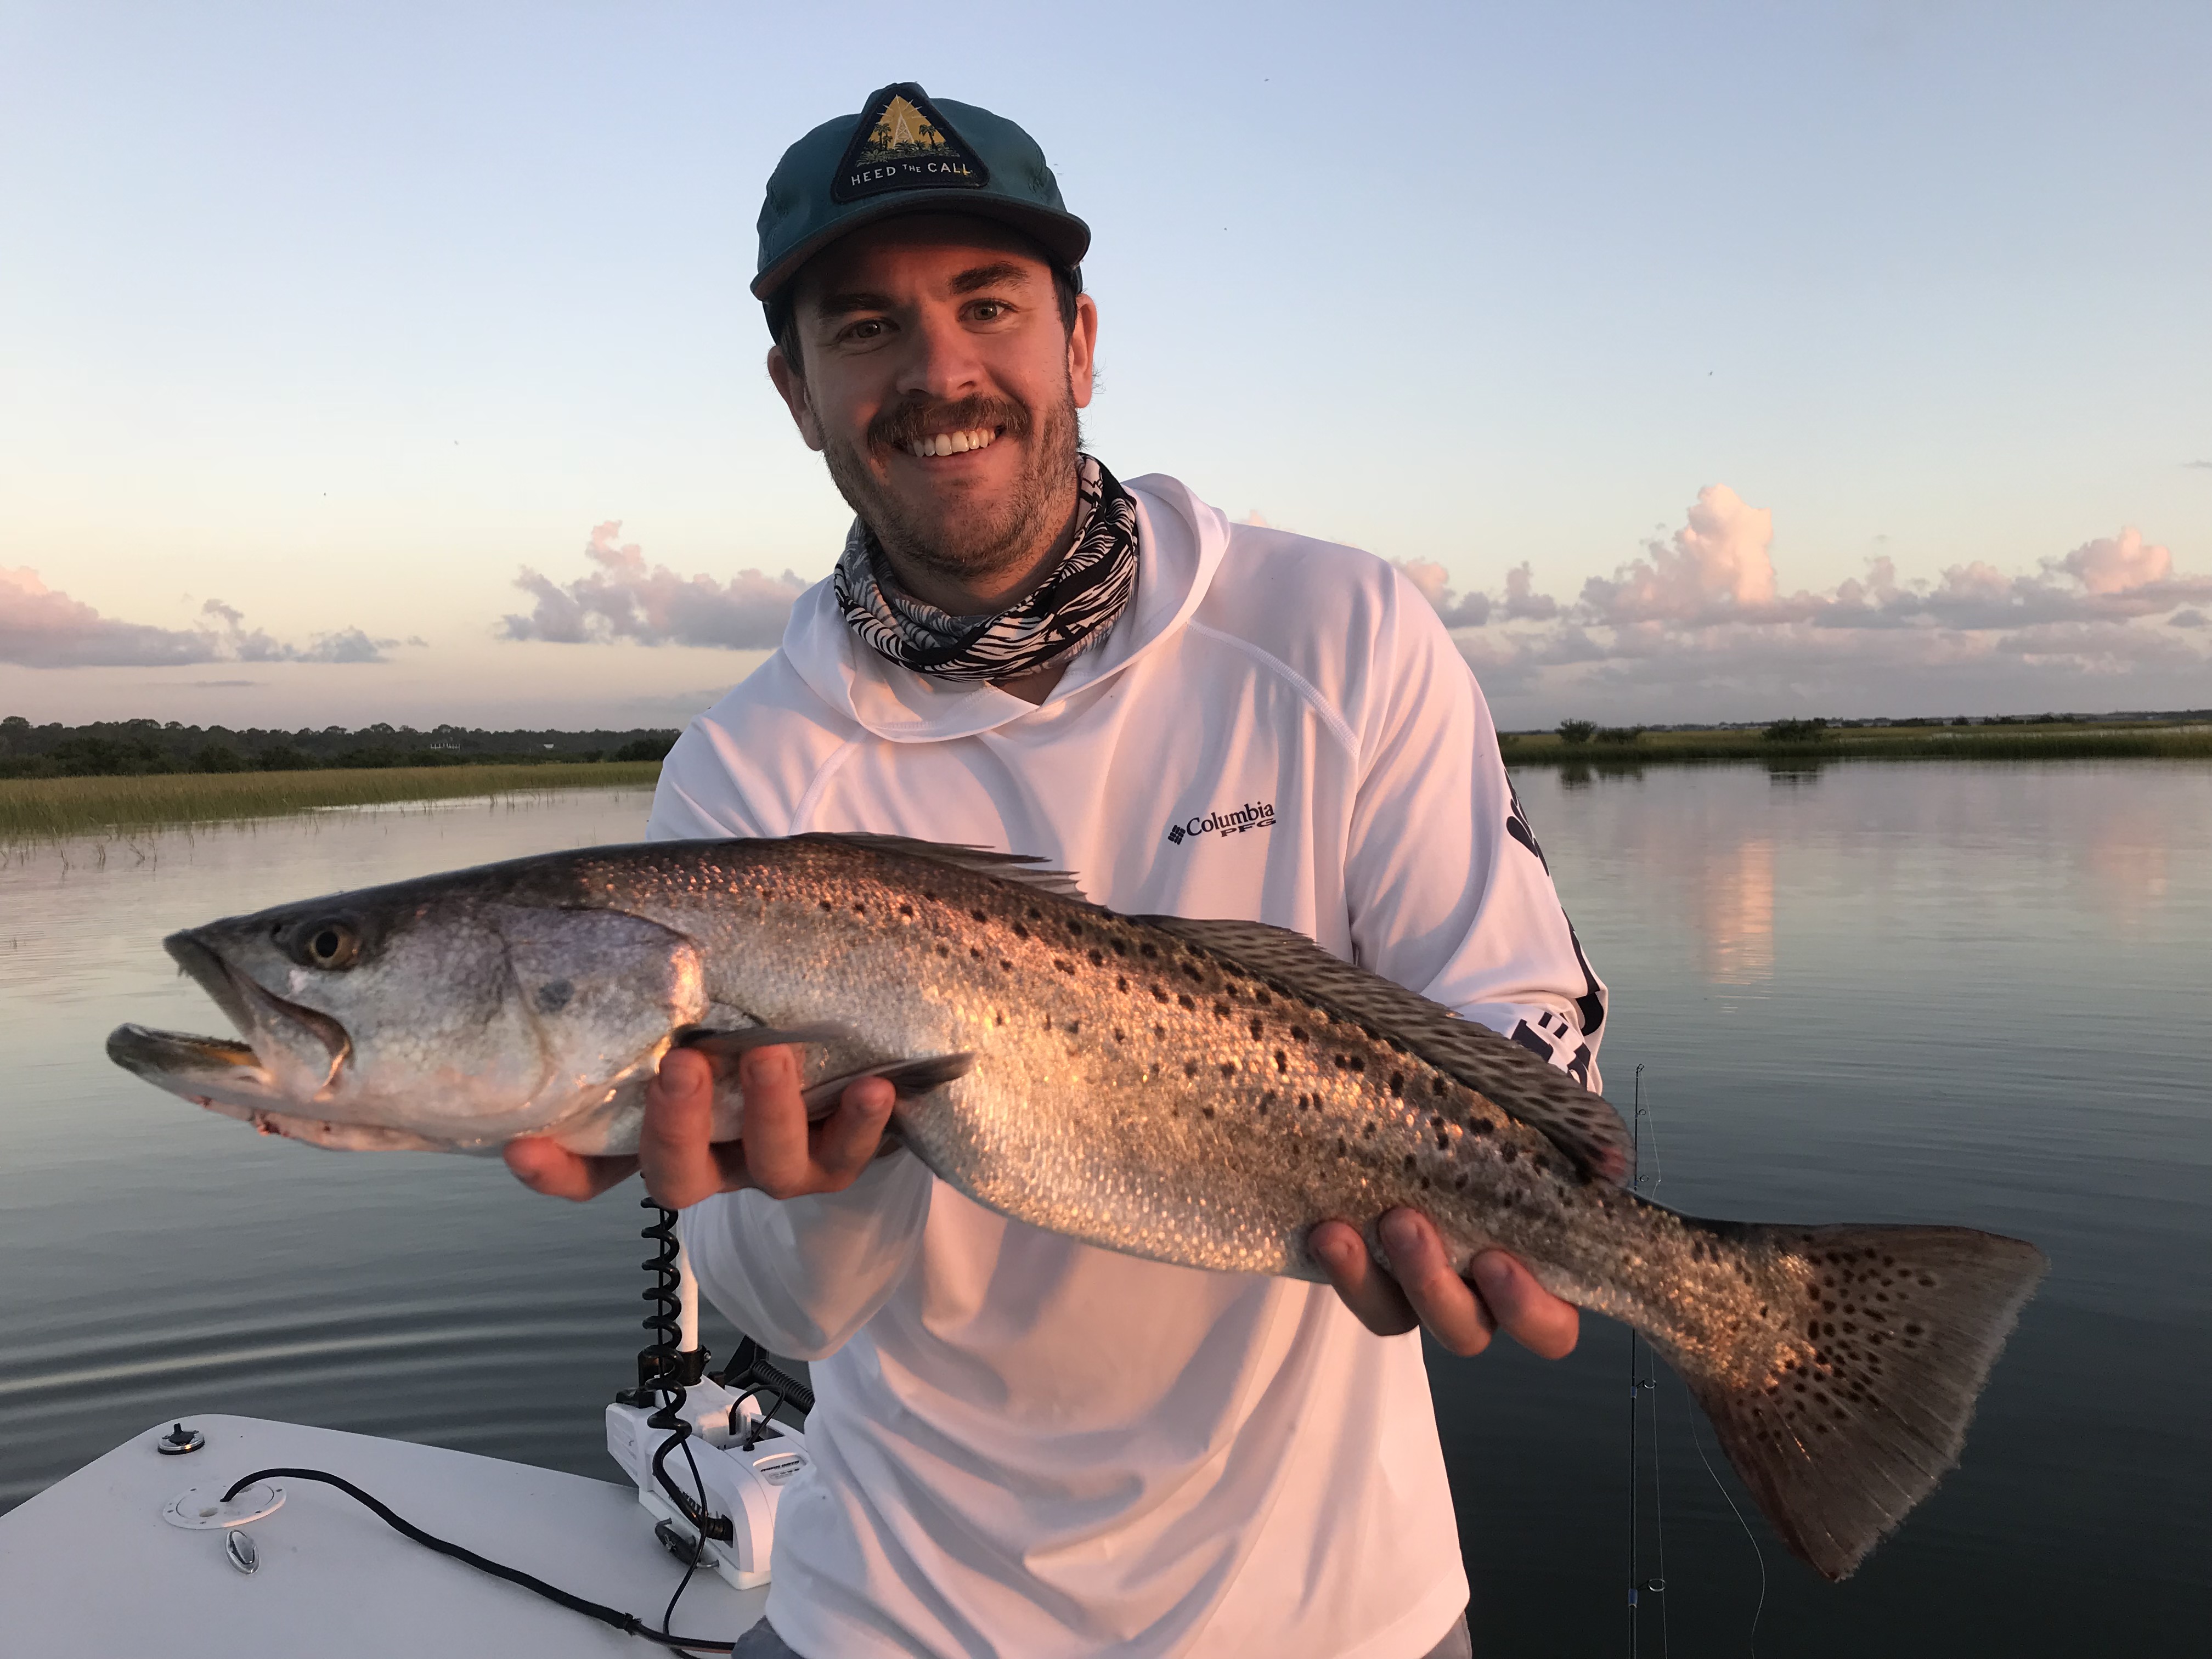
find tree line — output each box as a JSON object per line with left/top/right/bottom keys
{"left": 0, "top": 717, "right": 679, "bottom": 780}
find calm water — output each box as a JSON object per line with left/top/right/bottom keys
{"left": 1, "top": 766, "right": 2205, "bottom": 1655}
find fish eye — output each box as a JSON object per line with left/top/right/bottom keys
{"left": 291, "top": 918, "right": 362, "bottom": 970}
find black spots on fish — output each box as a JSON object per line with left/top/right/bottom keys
{"left": 1201, "top": 1104, "right": 1215, "bottom": 1119}
{"left": 819, "top": 900, "right": 833, "bottom": 913}
{"left": 935, "top": 944, "right": 950, "bottom": 958}
{"left": 1089, "top": 950, "right": 1104, "bottom": 967}
{"left": 852, "top": 903, "right": 867, "bottom": 917}
{"left": 1288, "top": 1025, "right": 1308, "bottom": 1044}
{"left": 919, "top": 889, "right": 938, "bottom": 903}
{"left": 1113, "top": 1028, "right": 1126, "bottom": 1044}
{"left": 1435, "top": 1130, "right": 1450, "bottom": 1150}
{"left": 1468, "top": 1118, "right": 1493, "bottom": 1137}
{"left": 1066, "top": 918, "right": 1082, "bottom": 936}
{"left": 1253, "top": 989, "right": 1271, "bottom": 1007}
{"left": 1452, "top": 1172, "right": 1469, "bottom": 1191}
{"left": 1153, "top": 986, "right": 1170, "bottom": 1005}
{"left": 1110, "top": 938, "right": 1128, "bottom": 957}
{"left": 1335, "top": 1136, "right": 1348, "bottom": 1158}
{"left": 534, "top": 979, "right": 574, "bottom": 1014}
{"left": 899, "top": 903, "right": 915, "bottom": 919}
{"left": 970, "top": 947, "right": 984, "bottom": 961}
{"left": 1053, "top": 958, "right": 1075, "bottom": 974}
{"left": 1012, "top": 922, "right": 1030, "bottom": 940}
{"left": 1499, "top": 1144, "right": 1519, "bottom": 1164}
{"left": 1402, "top": 1153, "right": 1418, "bottom": 1172}
{"left": 1116, "top": 975, "right": 1130, "bottom": 992}
{"left": 1430, "top": 1076, "right": 1447, "bottom": 1097}
{"left": 1214, "top": 1000, "right": 1231, "bottom": 1019}
{"left": 1183, "top": 1061, "right": 1199, "bottom": 1079}
{"left": 972, "top": 909, "right": 988, "bottom": 924}
{"left": 1249, "top": 1018, "right": 1265, "bottom": 1040}
{"left": 1258, "top": 1091, "right": 1276, "bottom": 1114}
{"left": 1220, "top": 1062, "right": 1237, "bottom": 1079}
{"left": 1066, "top": 1020, "right": 1081, "bottom": 1037}
{"left": 1154, "top": 1024, "right": 1167, "bottom": 1039}
{"left": 1182, "top": 962, "right": 1204, "bottom": 984}
{"left": 1386, "top": 1073, "right": 1405, "bottom": 1097}
{"left": 1139, "top": 943, "right": 1158, "bottom": 959}
{"left": 1362, "top": 1121, "right": 1377, "bottom": 1138}
{"left": 1027, "top": 906, "right": 1042, "bottom": 922}
{"left": 1178, "top": 994, "right": 1197, "bottom": 1012}
{"left": 994, "top": 1012, "right": 1005, "bottom": 1027}
{"left": 1274, "top": 1050, "right": 1288, "bottom": 1074}
{"left": 1000, "top": 960, "right": 1012, "bottom": 974}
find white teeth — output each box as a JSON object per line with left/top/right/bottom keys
{"left": 905, "top": 428, "right": 996, "bottom": 458}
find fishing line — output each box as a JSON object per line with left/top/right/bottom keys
{"left": 1624, "top": 1064, "right": 1672, "bottom": 1659}
{"left": 1683, "top": 1372, "right": 1767, "bottom": 1659}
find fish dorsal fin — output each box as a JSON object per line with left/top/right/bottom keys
{"left": 1140, "top": 915, "right": 1629, "bottom": 1184}
{"left": 800, "top": 833, "right": 1093, "bottom": 902}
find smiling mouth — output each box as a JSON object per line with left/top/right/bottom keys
{"left": 902, "top": 427, "right": 999, "bottom": 459}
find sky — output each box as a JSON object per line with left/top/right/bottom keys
{"left": 2, "top": 1, "right": 2207, "bottom": 731}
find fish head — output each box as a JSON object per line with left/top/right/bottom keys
{"left": 151, "top": 882, "right": 709, "bottom": 1143}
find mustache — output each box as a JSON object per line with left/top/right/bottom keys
{"left": 868, "top": 395, "right": 1032, "bottom": 452}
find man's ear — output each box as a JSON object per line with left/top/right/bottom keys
{"left": 1067, "top": 292, "right": 1099, "bottom": 411}
{"left": 766, "top": 343, "right": 826, "bottom": 452}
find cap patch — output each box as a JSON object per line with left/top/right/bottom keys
{"left": 831, "top": 83, "right": 989, "bottom": 203}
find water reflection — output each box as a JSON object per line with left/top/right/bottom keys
{"left": 2, "top": 770, "right": 2208, "bottom": 1657}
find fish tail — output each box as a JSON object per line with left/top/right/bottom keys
{"left": 1664, "top": 1221, "right": 2046, "bottom": 1581}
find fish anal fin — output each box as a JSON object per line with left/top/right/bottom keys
{"left": 800, "top": 1053, "right": 975, "bottom": 1113}
{"left": 1670, "top": 1220, "right": 2048, "bottom": 1580}
{"left": 1138, "top": 913, "right": 1629, "bottom": 1183}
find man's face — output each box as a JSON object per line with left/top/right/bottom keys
{"left": 768, "top": 215, "right": 1098, "bottom": 599}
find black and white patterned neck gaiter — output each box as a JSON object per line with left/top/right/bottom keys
{"left": 832, "top": 454, "right": 1139, "bottom": 682}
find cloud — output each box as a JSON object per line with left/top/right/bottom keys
{"left": 1, "top": 568, "right": 399, "bottom": 669}
{"left": 1579, "top": 486, "right": 1779, "bottom": 624}
{"left": 1500, "top": 561, "right": 1559, "bottom": 621}
{"left": 1415, "top": 487, "right": 2212, "bottom": 723}
{"left": 505, "top": 522, "right": 809, "bottom": 650}
{"left": 2186, "top": 460, "right": 2212, "bottom": 471}
{"left": 1391, "top": 559, "right": 1489, "bottom": 627}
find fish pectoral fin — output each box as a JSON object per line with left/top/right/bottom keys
{"left": 799, "top": 1053, "right": 977, "bottom": 1114}
{"left": 675, "top": 1022, "right": 863, "bottom": 1079}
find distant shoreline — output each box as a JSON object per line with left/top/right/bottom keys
{"left": 1500, "top": 720, "right": 2211, "bottom": 768}
{"left": 0, "top": 761, "right": 662, "bottom": 846}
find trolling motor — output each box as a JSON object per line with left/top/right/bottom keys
{"left": 605, "top": 1197, "right": 817, "bottom": 1592}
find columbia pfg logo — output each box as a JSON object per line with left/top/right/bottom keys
{"left": 1166, "top": 800, "right": 1277, "bottom": 845}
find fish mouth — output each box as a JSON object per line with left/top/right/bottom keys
{"left": 106, "top": 1023, "right": 285, "bottom": 1111}
{"left": 162, "top": 930, "right": 353, "bottom": 1093}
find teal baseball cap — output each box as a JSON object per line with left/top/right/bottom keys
{"left": 753, "top": 83, "right": 1090, "bottom": 312}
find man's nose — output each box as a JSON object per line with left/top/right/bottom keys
{"left": 891, "top": 306, "right": 985, "bottom": 403}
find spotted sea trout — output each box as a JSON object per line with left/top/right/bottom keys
{"left": 107, "top": 832, "right": 2045, "bottom": 1581}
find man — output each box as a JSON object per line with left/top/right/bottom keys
{"left": 507, "top": 83, "right": 1605, "bottom": 1659}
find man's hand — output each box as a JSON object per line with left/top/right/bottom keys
{"left": 1310, "top": 1211, "right": 1579, "bottom": 1359}
{"left": 503, "top": 1045, "right": 898, "bottom": 1206}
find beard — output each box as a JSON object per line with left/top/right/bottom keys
{"left": 820, "top": 380, "right": 1081, "bottom": 603}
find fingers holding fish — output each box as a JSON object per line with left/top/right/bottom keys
{"left": 642, "top": 1044, "right": 897, "bottom": 1206}
{"left": 1312, "top": 1212, "right": 1578, "bottom": 1360}
{"left": 1466, "top": 1250, "right": 1578, "bottom": 1360}
{"left": 501, "top": 1138, "right": 639, "bottom": 1202}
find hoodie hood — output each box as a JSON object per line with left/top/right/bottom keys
{"left": 780, "top": 474, "right": 1231, "bottom": 744}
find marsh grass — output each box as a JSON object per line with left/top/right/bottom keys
{"left": 0, "top": 762, "right": 663, "bottom": 847}
{"left": 1499, "top": 721, "right": 2212, "bottom": 768}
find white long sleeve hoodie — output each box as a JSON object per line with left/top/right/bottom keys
{"left": 650, "top": 473, "right": 1607, "bottom": 1659}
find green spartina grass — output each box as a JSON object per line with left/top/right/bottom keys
{"left": 0, "top": 762, "right": 663, "bottom": 847}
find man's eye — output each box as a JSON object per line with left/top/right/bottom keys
{"left": 970, "top": 301, "right": 1006, "bottom": 321}
{"left": 845, "top": 319, "right": 886, "bottom": 341}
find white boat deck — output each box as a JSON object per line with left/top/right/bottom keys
{"left": 0, "top": 1415, "right": 768, "bottom": 1656}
